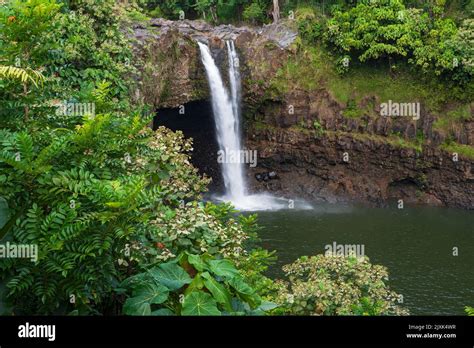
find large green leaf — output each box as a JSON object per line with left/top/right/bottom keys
{"left": 133, "top": 283, "right": 169, "bottom": 305}
{"left": 208, "top": 259, "right": 239, "bottom": 279}
{"left": 150, "top": 262, "right": 192, "bottom": 291}
{"left": 231, "top": 298, "right": 250, "bottom": 315}
{"left": 123, "top": 296, "right": 152, "bottom": 315}
{"left": 119, "top": 271, "right": 150, "bottom": 289}
{"left": 151, "top": 308, "right": 175, "bottom": 316}
{"left": 187, "top": 253, "right": 206, "bottom": 272}
{"left": 257, "top": 300, "right": 278, "bottom": 311}
{"left": 181, "top": 291, "right": 221, "bottom": 316}
{"left": 123, "top": 283, "right": 169, "bottom": 315}
{"left": 184, "top": 273, "right": 204, "bottom": 295}
{"left": 201, "top": 272, "right": 232, "bottom": 311}
{"left": 228, "top": 277, "right": 261, "bottom": 308}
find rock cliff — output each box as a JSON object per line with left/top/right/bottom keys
{"left": 131, "top": 18, "right": 474, "bottom": 209}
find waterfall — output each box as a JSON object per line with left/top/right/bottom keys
{"left": 226, "top": 40, "right": 241, "bottom": 131}
{"left": 197, "top": 42, "right": 246, "bottom": 202}
{"left": 198, "top": 41, "right": 295, "bottom": 211}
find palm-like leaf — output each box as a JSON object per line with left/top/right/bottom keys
{"left": 0, "top": 65, "right": 45, "bottom": 87}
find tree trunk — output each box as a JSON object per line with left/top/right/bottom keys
{"left": 272, "top": 0, "right": 280, "bottom": 24}
{"left": 210, "top": 6, "right": 217, "bottom": 23}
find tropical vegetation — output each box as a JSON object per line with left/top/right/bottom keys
{"left": 1, "top": 0, "right": 470, "bottom": 316}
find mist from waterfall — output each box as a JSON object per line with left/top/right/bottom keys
{"left": 198, "top": 41, "right": 307, "bottom": 211}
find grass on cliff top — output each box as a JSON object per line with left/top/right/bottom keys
{"left": 330, "top": 131, "right": 423, "bottom": 153}
{"left": 441, "top": 142, "right": 474, "bottom": 160}
{"left": 285, "top": 124, "right": 424, "bottom": 153}
{"left": 270, "top": 44, "right": 469, "bottom": 115}
{"left": 433, "top": 104, "right": 472, "bottom": 132}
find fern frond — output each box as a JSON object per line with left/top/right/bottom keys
{"left": 7, "top": 267, "right": 33, "bottom": 295}
{"left": 0, "top": 65, "right": 45, "bottom": 87}
{"left": 92, "top": 80, "right": 112, "bottom": 103}
{"left": 16, "top": 132, "right": 34, "bottom": 164}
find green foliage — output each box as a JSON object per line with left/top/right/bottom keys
{"left": 465, "top": 306, "right": 474, "bottom": 316}
{"left": 326, "top": 1, "right": 424, "bottom": 62}
{"left": 142, "top": 0, "right": 273, "bottom": 23}
{"left": 150, "top": 200, "right": 249, "bottom": 261}
{"left": 149, "top": 0, "right": 192, "bottom": 19}
{"left": 0, "top": 115, "right": 209, "bottom": 314}
{"left": 0, "top": 0, "right": 277, "bottom": 314}
{"left": 50, "top": 1, "right": 135, "bottom": 101}
{"left": 0, "top": 197, "right": 9, "bottom": 231}
{"left": 243, "top": 1, "right": 266, "bottom": 24}
{"left": 148, "top": 6, "right": 165, "bottom": 18}
{"left": 312, "top": 120, "right": 324, "bottom": 137}
{"left": 120, "top": 253, "right": 274, "bottom": 315}
{"left": 233, "top": 248, "right": 279, "bottom": 301}
{"left": 0, "top": 0, "right": 277, "bottom": 316}
{"left": 411, "top": 17, "right": 458, "bottom": 74}
{"left": 0, "top": 0, "right": 62, "bottom": 64}
{"left": 0, "top": 0, "right": 62, "bottom": 124}
{"left": 0, "top": 0, "right": 135, "bottom": 128}
{"left": 342, "top": 98, "right": 363, "bottom": 118}
{"left": 324, "top": 0, "right": 473, "bottom": 88}
{"left": 296, "top": 7, "right": 324, "bottom": 44}
{"left": 441, "top": 142, "right": 474, "bottom": 159}
{"left": 0, "top": 65, "right": 45, "bottom": 87}
{"left": 274, "top": 254, "right": 409, "bottom": 315}
{"left": 150, "top": 261, "right": 193, "bottom": 290}
{"left": 1, "top": 0, "right": 450, "bottom": 318}
{"left": 433, "top": 104, "right": 471, "bottom": 131}
{"left": 181, "top": 291, "right": 221, "bottom": 315}
{"left": 449, "top": 18, "right": 474, "bottom": 83}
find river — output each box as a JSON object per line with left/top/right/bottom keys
{"left": 254, "top": 204, "right": 474, "bottom": 315}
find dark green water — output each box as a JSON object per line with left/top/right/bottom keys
{"left": 254, "top": 204, "right": 474, "bottom": 315}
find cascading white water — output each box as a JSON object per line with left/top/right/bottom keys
{"left": 198, "top": 42, "right": 246, "bottom": 202}
{"left": 226, "top": 40, "right": 241, "bottom": 131}
{"left": 198, "top": 41, "right": 306, "bottom": 211}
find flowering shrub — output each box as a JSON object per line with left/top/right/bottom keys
{"left": 150, "top": 202, "right": 249, "bottom": 261}
{"left": 274, "top": 254, "right": 409, "bottom": 316}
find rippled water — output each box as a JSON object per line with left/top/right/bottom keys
{"left": 254, "top": 204, "right": 474, "bottom": 315}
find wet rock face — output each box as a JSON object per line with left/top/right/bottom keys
{"left": 129, "top": 18, "right": 297, "bottom": 109}
{"left": 244, "top": 81, "right": 472, "bottom": 208}
{"left": 251, "top": 88, "right": 474, "bottom": 147}
{"left": 129, "top": 25, "right": 208, "bottom": 109}
{"left": 246, "top": 127, "right": 474, "bottom": 209}
{"left": 255, "top": 171, "right": 278, "bottom": 182}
